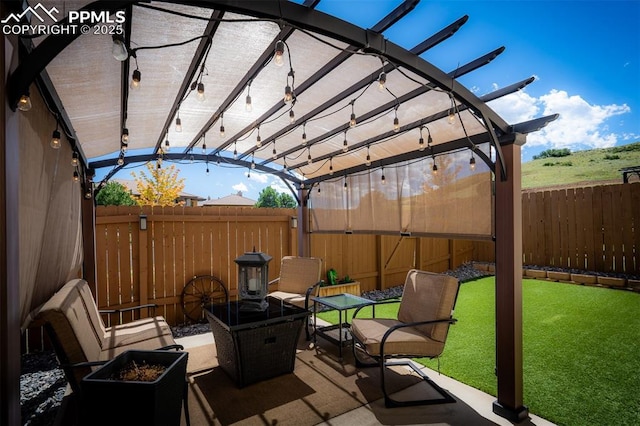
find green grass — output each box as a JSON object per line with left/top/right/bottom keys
{"left": 522, "top": 141, "right": 640, "bottom": 189}
{"left": 320, "top": 278, "right": 640, "bottom": 426}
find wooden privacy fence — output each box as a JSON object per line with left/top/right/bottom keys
{"left": 95, "top": 205, "right": 298, "bottom": 326}
{"left": 474, "top": 182, "right": 640, "bottom": 275}
{"left": 93, "top": 206, "right": 474, "bottom": 326}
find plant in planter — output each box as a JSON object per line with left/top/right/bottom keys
{"left": 338, "top": 274, "right": 355, "bottom": 284}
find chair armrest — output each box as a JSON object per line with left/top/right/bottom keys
{"left": 304, "top": 281, "right": 323, "bottom": 310}
{"left": 159, "top": 344, "right": 184, "bottom": 351}
{"left": 268, "top": 277, "right": 280, "bottom": 287}
{"left": 352, "top": 299, "right": 399, "bottom": 319}
{"left": 100, "top": 304, "right": 158, "bottom": 316}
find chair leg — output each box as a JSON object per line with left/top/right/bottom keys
{"left": 380, "top": 359, "right": 456, "bottom": 408}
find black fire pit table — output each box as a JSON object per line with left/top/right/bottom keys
{"left": 205, "top": 296, "right": 309, "bottom": 387}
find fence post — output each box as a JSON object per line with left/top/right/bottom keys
{"left": 138, "top": 209, "right": 149, "bottom": 317}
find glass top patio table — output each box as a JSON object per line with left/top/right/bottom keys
{"left": 311, "top": 293, "right": 374, "bottom": 310}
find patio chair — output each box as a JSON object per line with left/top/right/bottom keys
{"left": 268, "top": 256, "right": 323, "bottom": 340}
{"left": 34, "top": 278, "right": 183, "bottom": 393}
{"left": 350, "top": 269, "right": 460, "bottom": 408}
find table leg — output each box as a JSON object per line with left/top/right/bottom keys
{"left": 313, "top": 300, "right": 318, "bottom": 346}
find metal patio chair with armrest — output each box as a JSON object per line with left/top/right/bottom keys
{"left": 350, "top": 269, "right": 460, "bottom": 408}
{"left": 268, "top": 256, "right": 323, "bottom": 340}
{"left": 34, "top": 278, "right": 183, "bottom": 393}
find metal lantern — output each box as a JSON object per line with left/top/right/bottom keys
{"left": 235, "top": 250, "right": 272, "bottom": 311}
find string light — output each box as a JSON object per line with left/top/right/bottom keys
{"left": 344, "top": 176, "right": 348, "bottom": 191}
{"left": 245, "top": 83, "right": 252, "bottom": 112}
{"left": 121, "top": 141, "right": 128, "bottom": 153}
{"left": 349, "top": 102, "right": 356, "bottom": 128}
{"left": 378, "top": 71, "right": 386, "bottom": 92}
{"left": 233, "top": 141, "right": 238, "bottom": 160}
{"left": 71, "top": 151, "right": 79, "bottom": 167}
{"left": 202, "top": 134, "right": 207, "bottom": 154}
{"left": 272, "top": 139, "right": 277, "bottom": 160}
{"left": 175, "top": 112, "right": 182, "bottom": 132}
{"left": 164, "top": 132, "right": 170, "bottom": 152}
{"left": 197, "top": 82, "right": 205, "bottom": 101}
{"left": 274, "top": 40, "right": 285, "bottom": 67}
{"left": 50, "top": 124, "right": 61, "bottom": 149}
{"left": 284, "top": 84, "right": 293, "bottom": 103}
{"left": 302, "top": 123, "right": 307, "bottom": 146}
{"left": 117, "top": 156, "right": 125, "bottom": 166}
{"left": 73, "top": 170, "right": 79, "bottom": 182}
{"left": 342, "top": 131, "right": 348, "bottom": 153}
{"left": 307, "top": 147, "right": 312, "bottom": 165}
{"left": 381, "top": 167, "right": 386, "bottom": 184}
{"left": 470, "top": 153, "right": 476, "bottom": 170}
{"left": 251, "top": 154, "right": 256, "bottom": 169}
{"left": 17, "top": 93, "right": 32, "bottom": 111}
{"left": 121, "top": 128, "right": 129, "bottom": 143}
{"left": 256, "top": 126, "right": 262, "bottom": 147}
{"left": 393, "top": 108, "right": 400, "bottom": 132}
{"left": 219, "top": 114, "right": 225, "bottom": 137}
{"left": 432, "top": 158, "right": 438, "bottom": 174}
{"left": 111, "top": 35, "right": 128, "bottom": 61}
{"left": 448, "top": 94, "right": 456, "bottom": 124}
{"left": 206, "top": 160, "right": 210, "bottom": 175}
{"left": 365, "top": 146, "right": 371, "bottom": 167}
{"left": 329, "top": 157, "right": 334, "bottom": 175}
{"left": 289, "top": 109, "right": 295, "bottom": 123}
{"left": 130, "top": 69, "right": 141, "bottom": 90}
{"left": 419, "top": 126, "right": 432, "bottom": 151}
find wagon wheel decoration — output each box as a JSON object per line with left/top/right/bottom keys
{"left": 180, "top": 275, "right": 228, "bottom": 323}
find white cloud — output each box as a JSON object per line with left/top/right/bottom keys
{"left": 232, "top": 182, "right": 248, "bottom": 192}
{"left": 248, "top": 171, "right": 269, "bottom": 184}
{"left": 489, "top": 89, "right": 631, "bottom": 151}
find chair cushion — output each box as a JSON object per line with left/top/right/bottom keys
{"left": 397, "top": 270, "right": 458, "bottom": 342}
{"left": 351, "top": 318, "right": 445, "bottom": 357}
{"left": 100, "top": 316, "right": 175, "bottom": 360}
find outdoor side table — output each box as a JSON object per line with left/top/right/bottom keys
{"left": 312, "top": 293, "right": 375, "bottom": 360}
{"left": 205, "top": 296, "right": 309, "bottom": 387}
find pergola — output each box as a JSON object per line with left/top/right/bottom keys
{"left": 2, "top": 1, "right": 558, "bottom": 424}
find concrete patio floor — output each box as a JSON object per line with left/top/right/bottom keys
{"left": 176, "top": 330, "right": 556, "bottom": 426}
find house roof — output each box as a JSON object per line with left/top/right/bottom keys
{"left": 113, "top": 178, "right": 205, "bottom": 201}
{"left": 201, "top": 191, "right": 256, "bottom": 206}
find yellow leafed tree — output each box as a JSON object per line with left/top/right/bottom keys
{"left": 131, "top": 162, "right": 185, "bottom": 206}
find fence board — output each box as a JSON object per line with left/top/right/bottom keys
{"left": 620, "top": 184, "right": 634, "bottom": 273}
{"left": 565, "top": 188, "right": 577, "bottom": 268}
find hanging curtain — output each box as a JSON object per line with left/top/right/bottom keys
{"left": 310, "top": 145, "right": 493, "bottom": 239}
{"left": 19, "top": 88, "right": 83, "bottom": 330}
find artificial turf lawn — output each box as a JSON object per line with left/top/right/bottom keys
{"left": 317, "top": 278, "right": 640, "bottom": 426}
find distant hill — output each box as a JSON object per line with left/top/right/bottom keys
{"left": 521, "top": 141, "right": 640, "bottom": 189}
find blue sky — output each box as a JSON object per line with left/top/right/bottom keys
{"left": 96, "top": 0, "right": 640, "bottom": 201}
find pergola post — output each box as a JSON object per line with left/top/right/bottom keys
{"left": 297, "top": 188, "right": 310, "bottom": 257}
{"left": 493, "top": 135, "right": 529, "bottom": 422}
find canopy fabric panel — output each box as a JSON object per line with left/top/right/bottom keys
{"left": 310, "top": 143, "right": 493, "bottom": 238}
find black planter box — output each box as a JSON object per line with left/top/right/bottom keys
{"left": 80, "top": 350, "right": 188, "bottom": 426}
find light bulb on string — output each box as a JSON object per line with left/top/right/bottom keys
{"left": 202, "top": 135, "right": 207, "bottom": 154}
{"left": 73, "top": 170, "right": 80, "bottom": 182}
{"left": 342, "top": 131, "right": 348, "bottom": 153}
{"left": 121, "top": 128, "right": 129, "bottom": 143}
{"left": 117, "top": 156, "right": 124, "bottom": 166}
{"left": 378, "top": 71, "right": 386, "bottom": 92}
{"left": 432, "top": 158, "right": 438, "bottom": 175}
{"left": 381, "top": 167, "right": 386, "bottom": 185}
{"left": 365, "top": 146, "right": 371, "bottom": 167}
{"left": 197, "top": 82, "right": 205, "bottom": 101}
{"left": 302, "top": 124, "right": 307, "bottom": 146}
{"left": 245, "top": 83, "right": 252, "bottom": 112}
{"left": 329, "top": 158, "right": 334, "bottom": 175}
{"left": 71, "top": 152, "right": 79, "bottom": 167}
{"left": 284, "top": 85, "right": 293, "bottom": 103}
{"left": 164, "top": 136, "right": 170, "bottom": 152}
{"left": 349, "top": 102, "right": 356, "bottom": 128}
{"left": 17, "top": 94, "right": 32, "bottom": 111}
{"left": 130, "top": 69, "right": 141, "bottom": 90}
{"left": 175, "top": 113, "right": 182, "bottom": 132}
{"left": 251, "top": 154, "right": 256, "bottom": 169}
{"left": 272, "top": 140, "right": 277, "bottom": 160}
{"left": 307, "top": 147, "right": 312, "bottom": 165}
{"left": 219, "top": 114, "right": 225, "bottom": 137}
{"left": 470, "top": 154, "right": 476, "bottom": 170}
{"left": 274, "top": 40, "right": 285, "bottom": 67}
{"left": 112, "top": 35, "right": 128, "bottom": 61}
{"left": 256, "top": 127, "right": 262, "bottom": 147}
{"left": 289, "top": 109, "right": 295, "bottom": 123}
{"left": 393, "top": 108, "right": 400, "bottom": 133}
{"left": 233, "top": 142, "right": 238, "bottom": 160}
{"left": 50, "top": 126, "right": 61, "bottom": 149}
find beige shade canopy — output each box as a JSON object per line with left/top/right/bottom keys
{"left": 8, "top": 0, "right": 557, "bottom": 237}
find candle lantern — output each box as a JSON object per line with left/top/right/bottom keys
{"left": 235, "top": 250, "right": 272, "bottom": 311}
